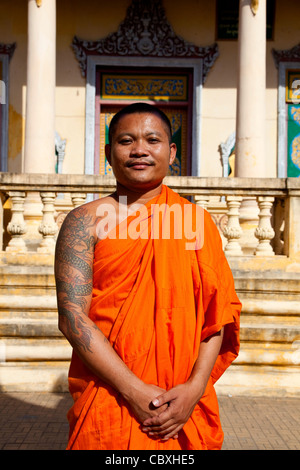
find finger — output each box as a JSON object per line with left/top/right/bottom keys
{"left": 151, "top": 388, "right": 177, "bottom": 408}
{"left": 161, "top": 425, "right": 183, "bottom": 441}
{"left": 149, "top": 423, "right": 179, "bottom": 438}
{"left": 142, "top": 418, "right": 174, "bottom": 433}
{"left": 148, "top": 427, "right": 175, "bottom": 438}
{"left": 143, "top": 407, "right": 172, "bottom": 426}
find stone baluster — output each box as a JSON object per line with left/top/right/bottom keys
{"left": 194, "top": 195, "right": 210, "bottom": 210}
{"left": 223, "top": 196, "right": 243, "bottom": 255}
{"left": 6, "top": 191, "right": 27, "bottom": 252}
{"left": 71, "top": 193, "right": 87, "bottom": 208}
{"left": 254, "top": 196, "right": 275, "bottom": 256}
{"left": 38, "top": 192, "right": 58, "bottom": 253}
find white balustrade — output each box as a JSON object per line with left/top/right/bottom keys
{"left": 0, "top": 174, "right": 298, "bottom": 259}
{"left": 223, "top": 196, "right": 243, "bottom": 255}
{"left": 6, "top": 191, "right": 27, "bottom": 252}
{"left": 38, "top": 192, "right": 58, "bottom": 253}
{"left": 71, "top": 192, "right": 87, "bottom": 208}
{"left": 194, "top": 195, "right": 210, "bottom": 210}
{"left": 254, "top": 196, "right": 275, "bottom": 256}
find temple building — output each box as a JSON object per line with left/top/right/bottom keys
{"left": 0, "top": 0, "right": 299, "bottom": 396}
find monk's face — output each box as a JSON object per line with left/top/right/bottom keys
{"left": 105, "top": 113, "right": 176, "bottom": 192}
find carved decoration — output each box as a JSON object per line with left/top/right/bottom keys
{"left": 55, "top": 131, "right": 66, "bottom": 174}
{"left": 254, "top": 197, "right": 275, "bottom": 256}
{"left": 272, "top": 43, "right": 300, "bottom": 68}
{"left": 0, "top": 43, "right": 16, "bottom": 61}
{"left": 223, "top": 196, "right": 243, "bottom": 256}
{"left": 219, "top": 132, "right": 235, "bottom": 177}
{"left": 72, "top": 0, "right": 218, "bottom": 83}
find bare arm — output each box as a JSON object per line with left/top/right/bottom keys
{"left": 142, "top": 328, "right": 224, "bottom": 439}
{"left": 55, "top": 205, "right": 166, "bottom": 422}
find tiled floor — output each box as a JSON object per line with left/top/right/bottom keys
{"left": 0, "top": 392, "right": 299, "bottom": 450}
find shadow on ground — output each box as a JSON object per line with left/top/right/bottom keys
{"left": 0, "top": 391, "right": 72, "bottom": 450}
{"left": 0, "top": 391, "right": 299, "bottom": 450}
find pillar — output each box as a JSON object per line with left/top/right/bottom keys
{"left": 234, "top": 0, "right": 267, "bottom": 254}
{"left": 23, "top": 0, "right": 56, "bottom": 250}
{"left": 24, "top": 0, "right": 56, "bottom": 173}
{"left": 235, "top": 0, "right": 267, "bottom": 178}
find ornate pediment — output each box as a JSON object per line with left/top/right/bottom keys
{"left": 72, "top": 0, "right": 218, "bottom": 83}
{"left": 272, "top": 43, "right": 300, "bottom": 68}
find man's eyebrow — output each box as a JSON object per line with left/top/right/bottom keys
{"left": 116, "top": 132, "right": 134, "bottom": 138}
{"left": 145, "top": 131, "right": 163, "bottom": 137}
{"left": 114, "top": 132, "right": 136, "bottom": 141}
{"left": 116, "top": 130, "right": 164, "bottom": 138}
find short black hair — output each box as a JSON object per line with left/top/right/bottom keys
{"left": 108, "top": 102, "right": 172, "bottom": 145}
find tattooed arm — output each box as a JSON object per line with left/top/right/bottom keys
{"left": 55, "top": 203, "right": 167, "bottom": 422}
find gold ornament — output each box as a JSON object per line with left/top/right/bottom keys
{"left": 251, "top": 0, "right": 259, "bottom": 15}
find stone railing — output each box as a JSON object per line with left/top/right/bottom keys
{"left": 0, "top": 173, "right": 300, "bottom": 262}
{"left": 1, "top": 173, "right": 300, "bottom": 395}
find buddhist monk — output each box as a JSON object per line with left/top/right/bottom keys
{"left": 54, "top": 102, "right": 241, "bottom": 450}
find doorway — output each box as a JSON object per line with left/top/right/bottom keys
{"left": 94, "top": 67, "right": 193, "bottom": 176}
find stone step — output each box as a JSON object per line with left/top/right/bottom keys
{"left": 0, "top": 361, "right": 70, "bottom": 392}
{"left": 0, "top": 295, "right": 57, "bottom": 311}
{"left": 1, "top": 296, "right": 299, "bottom": 315}
{"left": 1, "top": 361, "right": 299, "bottom": 396}
{"left": 241, "top": 299, "right": 300, "bottom": 316}
{"left": 0, "top": 317, "right": 61, "bottom": 337}
{"left": 0, "top": 267, "right": 55, "bottom": 297}
{"left": 236, "top": 341, "right": 300, "bottom": 366}
{"left": 215, "top": 364, "right": 300, "bottom": 398}
{"left": 240, "top": 315, "right": 300, "bottom": 342}
{"left": 0, "top": 337, "right": 71, "bottom": 362}
{"left": 0, "top": 268, "right": 299, "bottom": 396}
{"left": 1, "top": 313, "right": 298, "bottom": 344}
{"left": 0, "top": 337, "right": 299, "bottom": 367}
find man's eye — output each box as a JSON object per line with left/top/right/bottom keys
{"left": 119, "top": 138, "right": 132, "bottom": 144}
{"left": 149, "top": 138, "right": 159, "bottom": 143}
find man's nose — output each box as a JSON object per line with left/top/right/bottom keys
{"left": 130, "top": 140, "right": 149, "bottom": 157}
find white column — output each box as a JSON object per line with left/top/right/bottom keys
{"left": 24, "top": 0, "right": 56, "bottom": 173}
{"left": 235, "top": 0, "right": 267, "bottom": 178}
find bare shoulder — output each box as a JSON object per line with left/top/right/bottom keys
{"left": 58, "top": 195, "right": 116, "bottom": 242}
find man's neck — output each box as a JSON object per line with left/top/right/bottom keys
{"left": 114, "top": 182, "right": 163, "bottom": 207}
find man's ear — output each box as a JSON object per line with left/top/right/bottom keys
{"left": 105, "top": 144, "right": 112, "bottom": 166}
{"left": 169, "top": 143, "right": 177, "bottom": 166}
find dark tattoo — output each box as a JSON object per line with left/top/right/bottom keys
{"left": 55, "top": 206, "right": 96, "bottom": 354}
{"left": 59, "top": 306, "right": 94, "bottom": 353}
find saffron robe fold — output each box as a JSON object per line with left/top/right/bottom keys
{"left": 66, "top": 185, "right": 241, "bottom": 450}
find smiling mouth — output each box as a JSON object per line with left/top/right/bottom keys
{"left": 126, "top": 161, "right": 154, "bottom": 169}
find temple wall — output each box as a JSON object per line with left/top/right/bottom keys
{"left": 1, "top": 0, "right": 300, "bottom": 176}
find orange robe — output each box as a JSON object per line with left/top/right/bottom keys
{"left": 66, "top": 185, "right": 241, "bottom": 450}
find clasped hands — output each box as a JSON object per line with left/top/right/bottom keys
{"left": 130, "top": 382, "right": 202, "bottom": 442}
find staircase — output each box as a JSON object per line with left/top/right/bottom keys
{"left": 0, "top": 263, "right": 71, "bottom": 392}
{"left": 0, "top": 262, "right": 299, "bottom": 396}
{"left": 215, "top": 270, "right": 300, "bottom": 397}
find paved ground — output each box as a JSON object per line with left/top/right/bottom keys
{"left": 0, "top": 392, "right": 299, "bottom": 450}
